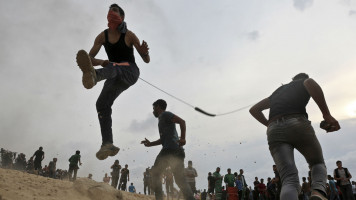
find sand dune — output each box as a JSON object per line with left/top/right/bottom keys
{"left": 0, "top": 168, "right": 155, "bottom": 200}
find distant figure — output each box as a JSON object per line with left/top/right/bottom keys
{"left": 213, "top": 167, "right": 223, "bottom": 196}
{"left": 32, "top": 147, "right": 45, "bottom": 171}
{"left": 239, "top": 169, "right": 248, "bottom": 200}
{"left": 224, "top": 168, "right": 235, "bottom": 188}
{"left": 119, "top": 164, "right": 129, "bottom": 191}
{"left": 141, "top": 99, "right": 195, "bottom": 200}
{"left": 272, "top": 165, "right": 281, "bottom": 200}
{"left": 68, "top": 150, "right": 82, "bottom": 181}
{"left": 334, "top": 160, "right": 354, "bottom": 200}
{"left": 128, "top": 182, "right": 136, "bottom": 193}
{"left": 185, "top": 160, "right": 198, "bottom": 194}
{"left": 236, "top": 175, "right": 244, "bottom": 199}
{"left": 26, "top": 156, "right": 35, "bottom": 173}
{"left": 14, "top": 153, "right": 27, "bottom": 171}
{"left": 110, "top": 159, "right": 121, "bottom": 189}
{"left": 88, "top": 173, "right": 93, "bottom": 179}
{"left": 143, "top": 168, "right": 151, "bottom": 195}
{"left": 301, "top": 177, "right": 311, "bottom": 200}
{"left": 328, "top": 175, "right": 340, "bottom": 200}
{"left": 267, "top": 177, "right": 277, "bottom": 200}
{"left": 201, "top": 189, "right": 207, "bottom": 200}
{"left": 208, "top": 172, "right": 215, "bottom": 198}
{"left": 48, "top": 158, "right": 57, "bottom": 178}
{"left": 103, "top": 173, "right": 111, "bottom": 184}
{"left": 253, "top": 177, "right": 260, "bottom": 200}
{"left": 250, "top": 73, "right": 340, "bottom": 200}
{"left": 258, "top": 179, "right": 266, "bottom": 200}
{"left": 164, "top": 167, "right": 174, "bottom": 200}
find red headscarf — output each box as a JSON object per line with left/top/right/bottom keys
{"left": 107, "top": 10, "right": 123, "bottom": 30}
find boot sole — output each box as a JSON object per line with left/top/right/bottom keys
{"left": 96, "top": 147, "right": 120, "bottom": 160}
{"left": 76, "top": 50, "right": 96, "bottom": 89}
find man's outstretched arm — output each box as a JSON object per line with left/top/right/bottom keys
{"left": 141, "top": 138, "right": 161, "bottom": 147}
{"left": 249, "top": 98, "right": 270, "bottom": 127}
{"left": 304, "top": 78, "right": 340, "bottom": 132}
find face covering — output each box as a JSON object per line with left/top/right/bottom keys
{"left": 107, "top": 10, "right": 122, "bottom": 30}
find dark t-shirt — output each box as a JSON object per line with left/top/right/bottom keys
{"left": 69, "top": 154, "right": 80, "bottom": 166}
{"left": 201, "top": 191, "right": 207, "bottom": 200}
{"left": 254, "top": 181, "right": 260, "bottom": 190}
{"left": 121, "top": 168, "right": 129, "bottom": 181}
{"left": 269, "top": 79, "right": 310, "bottom": 120}
{"left": 208, "top": 175, "right": 215, "bottom": 188}
{"left": 158, "top": 111, "right": 180, "bottom": 150}
{"left": 48, "top": 161, "right": 56, "bottom": 171}
{"left": 112, "top": 164, "right": 121, "bottom": 176}
{"left": 34, "top": 150, "right": 44, "bottom": 162}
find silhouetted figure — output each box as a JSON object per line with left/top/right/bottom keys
{"left": 68, "top": 150, "right": 82, "bottom": 181}
{"left": 32, "top": 147, "right": 44, "bottom": 171}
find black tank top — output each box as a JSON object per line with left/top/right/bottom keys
{"left": 103, "top": 29, "right": 135, "bottom": 63}
{"left": 268, "top": 79, "right": 311, "bottom": 120}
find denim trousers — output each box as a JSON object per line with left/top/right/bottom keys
{"left": 151, "top": 148, "right": 195, "bottom": 200}
{"left": 267, "top": 115, "right": 326, "bottom": 200}
{"left": 95, "top": 62, "right": 139, "bottom": 144}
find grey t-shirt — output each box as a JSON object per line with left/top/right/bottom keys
{"left": 158, "top": 111, "right": 180, "bottom": 149}
{"left": 337, "top": 168, "right": 350, "bottom": 185}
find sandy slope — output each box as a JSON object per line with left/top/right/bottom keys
{"left": 0, "top": 168, "right": 155, "bottom": 200}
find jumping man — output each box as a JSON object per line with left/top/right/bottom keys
{"left": 76, "top": 4, "right": 150, "bottom": 160}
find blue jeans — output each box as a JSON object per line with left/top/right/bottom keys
{"left": 95, "top": 62, "right": 139, "bottom": 144}
{"left": 267, "top": 115, "right": 326, "bottom": 200}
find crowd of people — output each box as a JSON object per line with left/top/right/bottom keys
{"left": 0, "top": 147, "right": 83, "bottom": 181}
{"left": 2, "top": 147, "right": 356, "bottom": 200}
{"left": 138, "top": 162, "right": 356, "bottom": 200}
{"left": 102, "top": 160, "right": 134, "bottom": 192}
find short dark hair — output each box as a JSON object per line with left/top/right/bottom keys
{"left": 153, "top": 99, "right": 167, "bottom": 110}
{"left": 76, "top": 150, "right": 80, "bottom": 155}
{"left": 110, "top": 4, "right": 125, "bottom": 17}
{"left": 336, "top": 160, "right": 342, "bottom": 164}
{"left": 292, "top": 73, "right": 309, "bottom": 81}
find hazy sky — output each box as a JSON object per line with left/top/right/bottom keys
{"left": 1, "top": 0, "right": 356, "bottom": 193}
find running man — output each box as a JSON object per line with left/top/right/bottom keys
{"left": 141, "top": 99, "right": 195, "bottom": 200}
{"left": 76, "top": 4, "right": 150, "bottom": 160}
{"left": 249, "top": 73, "right": 340, "bottom": 200}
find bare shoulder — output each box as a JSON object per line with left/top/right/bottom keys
{"left": 303, "top": 78, "right": 317, "bottom": 87}
{"left": 95, "top": 31, "right": 105, "bottom": 44}
{"left": 126, "top": 30, "right": 136, "bottom": 37}
{"left": 126, "top": 30, "right": 139, "bottom": 42}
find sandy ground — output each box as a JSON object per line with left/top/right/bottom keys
{"left": 0, "top": 168, "right": 155, "bottom": 200}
